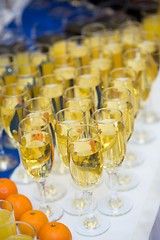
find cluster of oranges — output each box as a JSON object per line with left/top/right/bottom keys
{"left": 0, "top": 178, "right": 72, "bottom": 240}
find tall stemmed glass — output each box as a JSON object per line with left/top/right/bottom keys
{"left": 0, "top": 83, "right": 32, "bottom": 184}
{"left": 109, "top": 67, "right": 143, "bottom": 167}
{"left": 137, "top": 31, "right": 160, "bottom": 123}
{"left": 74, "top": 65, "right": 102, "bottom": 109}
{"left": 101, "top": 87, "right": 139, "bottom": 191}
{"left": 124, "top": 48, "right": 153, "bottom": 144}
{"left": 67, "top": 35, "right": 90, "bottom": 67}
{"left": 92, "top": 108, "right": 132, "bottom": 216}
{"left": 38, "top": 74, "right": 66, "bottom": 174}
{"left": 18, "top": 115, "right": 63, "bottom": 221}
{"left": 0, "top": 79, "right": 18, "bottom": 171}
{"left": 67, "top": 124, "right": 110, "bottom": 236}
{"left": 23, "top": 97, "right": 66, "bottom": 203}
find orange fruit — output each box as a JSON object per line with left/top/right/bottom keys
{"left": 0, "top": 178, "right": 18, "bottom": 200}
{"left": 39, "top": 222, "right": 72, "bottom": 240}
{"left": 4, "top": 194, "right": 32, "bottom": 220}
{"left": 20, "top": 210, "right": 49, "bottom": 237}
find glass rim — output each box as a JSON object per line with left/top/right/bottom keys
{"left": 55, "top": 108, "right": 86, "bottom": 123}
{"left": 0, "top": 199, "right": 14, "bottom": 223}
{"left": 63, "top": 86, "right": 93, "bottom": 100}
{"left": 39, "top": 74, "right": 65, "bottom": 84}
{"left": 0, "top": 83, "right": 28, "bottom": 98}
{"left": 92, "top": 107, "right": 123, "bottom": 124}
{"left": 101, "top": 86, "right": 132, "bottom": 101}
{"left": 74, "top": 65, "right": 101, "bottom": 77}
{"left": 23, "top": 97, "right": 53, "bottom": 113}
{"left": 123, "top": 48, "right": 148, "bottom": 60}
{"left": 19, "top": 115, "right": 50, "bottom": 133}
{"left": 15, "top": 64, "right": 40, "bottom": 77}
{"left": 0, "top": 220, "right": 36, "bottom": 238}
{"left": 51, "top": 54, "right": 78, "bottom": 67}
{"left": 67, "top": 123, "right": 100, "bottom": 141}
{"left": 141, "top": 30, "right": 159, "bottom": 41}
{"left": 81, "top": 22, "right": 106, "bottom": 36}
{"left": 108, "top": 66, "right": 137, "bottom": 79}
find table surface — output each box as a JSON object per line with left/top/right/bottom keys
{"left": 2, "top": 75, "right": 160, "bottom": 240}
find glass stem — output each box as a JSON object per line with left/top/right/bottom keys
{"left": 108, "top": 173, "right": 122, "bottom": 210}
{"left": 83, "top": 191, "right": 98, "bottom": 229}
{"left": 37, "top": 181, "right": 47, "bottom": 210}
{"left": 0, "top": 130, "right": 5, "bottom": 155}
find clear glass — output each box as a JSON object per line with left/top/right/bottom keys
{"left": 92, "top": 108, "right": 132, "bottom": 216}
{"left": 0, "top": 200, "right": 15, "bottom": 227}
{"left": 124, "top": 48, "right": 154, "bottom": 145}
{"left": 67, "top": 124, "right": 110, "bottom": 236}
{"left": 0, "top": 83, "right": 32, "bottom": 184}
{"left": 74, "top": 65, "right": 101, "bottom": 109}
{"left": 0, "top": 221, "right": 36, "bottom": 240}
{"left": 63, "top": 86, "right": 95, "bottom": 124}
{"left": 52, "top": 54, "right": 78, "bottom": 89}
{"left": 101, "top": 87, "right": 139, "bottom": 191}
{"left": 18, "top": 116, "right": 63, "bottom": 221}
{"left": 23, "top": 97, "right": 67, "bottom": 202}
{"left": 67, "top": 35, "right": 90, "bottom": 67}
{"left": 38, "top": 74, "right": 66, "bottom": 175}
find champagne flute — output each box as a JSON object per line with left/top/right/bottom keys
{"left": 18, "top": 115, "right": 63, "bottom": 221}
{"left": 14, "top": 43, "right": 30, "bottom": 65}
{"left": 0, "top": 83, "right": 32, "bottom": 184}
{"left": 55, "top": 108, "right": 90, "bottom": 215}
{"left": 67, "top": 35, "right": 90, "bottom": 67}
{"left": 92, "top": 108, "right": 132, "bottom": 216}
{"left": 67, "top": 124, "right": 110, "bottom": 236}
{"left": 0, "top": 79, "right": 18, "bottom": 171}
{"left": 23, "top": 97, "right": 66, "bottom": 202}
{"left": 63, "top": 86, "right": 95, "bottom": 124}
{"left": 28, "top": 43, "right": 54, "bottom": 76}
{"left": 137, "top": 31, "right": 160, "bottom": 123}
{"left": 0, "top": 221, "right": 36, "bottom": 240}
{"left": 124, "top": 48, "right": 153, "bottom": 144}
{"left": 109, "top": 67, "right": 143, "bottom": 167}
{"left": 53, "top": 54, "right": 78, "bottom": 89}
{"left": 101, "top": 87, "right": 139, "bottom": 191}
{"left": 16, "top": 63, "right": 41, "bottom": 98}
{"left": 74, "top": 65, "right": 102, "bottom": 109}
{"left": 38, "top": 74, "right": 66, "bottom": 174}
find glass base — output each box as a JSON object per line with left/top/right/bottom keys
{"left": 64, "top": 195, "right": 97, "bottom": 216}
{"left": 3, "top": 135, "right": 17, "bottom": 149}
{"left": 117, "top": 171, "right": 139, "bottom": 191}
{"left": 142, "top": 111, "right": 160, "bottom": 124}
{"left": 0, "top": 154, "right": 18, "bottom": 171}
{"left": 131, "top": 130, "right": 155, "bottom": 145}
{"left": 98, "top": 196, "right": 132, "bottom": 216}
{"left": 39, "top": 202, "right": 63, "bottom": 222}
{"left": 124, "top": 151, "right": 144, "bottom": 168}
{"left": 33, "top": 181, "right": 67, "bottom": 202}
{"left": 75, "top": 214, "right": 110, "bottom": 237}
{"left": 10, "top": 165, "right": 34, "bottom": 184}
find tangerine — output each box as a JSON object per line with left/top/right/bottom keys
{"left": 0, "top": 178, "right": 18, "bottom": 200}
{"left": 4, "top": 194, "right": 32, "bottom": 220}
{"left": 39, "top": 222, "right": 72, "bottom": 240}
{"left": 20, "top": 210, "right": 49, "bottom": 237}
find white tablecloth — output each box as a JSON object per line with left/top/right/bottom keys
{"left": 12, "top": 74, "right": 160, "bottom": 240}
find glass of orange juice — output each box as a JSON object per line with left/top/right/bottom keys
{"left": 0, "top": 221, "right": 36, "bottom": 240}
{"left": 0, "top": 200, "right": 15, "bottom": 226}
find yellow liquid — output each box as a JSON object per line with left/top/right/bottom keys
{"left": 69, "top": 139, "right": 103, "bottom": 189}
{"left": 69, "top": 45, "right": 90, "bottom": 66}
{"left": 39, "top": 83, "right": 64, "bottom": 112}
{"left": 90, "top": 58, "right": 112, "bottom": 89}
{"left": 55, "top": 119, "right": 84, "bottom": 167}
{"left": 16, "top": 52, "right": 30, "bottom": 65}
{"left": 102, "top": 101, "right": 134, "bottom": 141}
{"left": 97, "top": 119, "right": 126, "bottom": 173}
{"left": 4, "top": 235, "right": 33, "bottom": 240}
{"left": 54, "top": 67, "right": 75, "bottom": 89}
{"left": 50, "top": 40, "right": 67, "bottom": 57}
{"left": 143, "top": 14, "right": 160, "bottom": 41}
{"left": 76, "top": 74, "right": 101, "bottom": 110}
{"left": 103, "top": 43, "right": 123, "bottom": 68}
{"left": 111, "top": 77, "right": 139, "bottom": 118}
{"left": 0, "top": 219, "right": 16, "bottom": 240}
{"left": 0, "top": 209, "right": 14, "bottom": 226}
{"left": 125, "top": 58, "right": 152, "bottom": 102}
{"left": 19, "top": 132, "right": 52, "bottom": 181}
